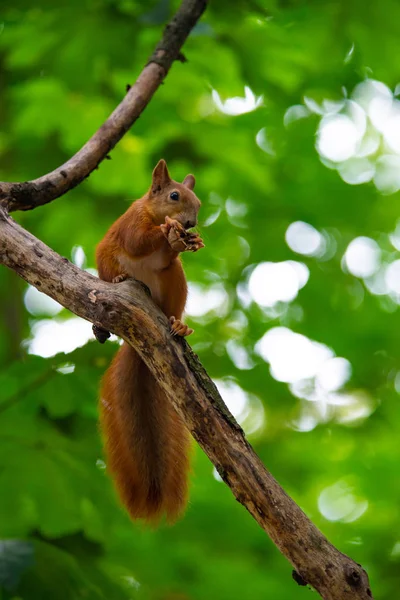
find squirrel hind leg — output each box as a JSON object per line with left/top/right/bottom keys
{"left": 169, "top": 316, "right": 194, "bottom": 337}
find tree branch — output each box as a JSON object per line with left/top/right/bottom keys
{"left": 0, "top": 207, "right": 374, "bottom": 600}
{"left": 0, "top": 0, "right": 207, "bottom": 213}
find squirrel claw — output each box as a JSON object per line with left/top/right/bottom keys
{"left": 112, "top": 273, "right": 128, "bottom": 284}
{"left": 169, "top": 316, "right": 194, "bottom": 337}
{"left": 184, "top": 232, "right": 204, "bottom": 252}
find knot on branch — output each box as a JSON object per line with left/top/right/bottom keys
{"left": 147, "top": 48, "right": 175, "bottom": 72}
{"left": 149, "top": 48, "right": 187, "bottom": 69}
{"left": 343, "top": 563, "right": 373, "bottom": 598}
{"left": 345, "top": 567, "right": 362, "bottom": 588}
{"left": 292, "top": 570, "right": 307, "bottom": 587}
{"left": 93, "top": 324, "right": 111, "bottom": 344}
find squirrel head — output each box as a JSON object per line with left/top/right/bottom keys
{"left": 146, "top": 159, "right": 201, "bottom": 230}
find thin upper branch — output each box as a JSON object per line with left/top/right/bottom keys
{"left": 0, "top": 0, "right": 207, "bottom": 213}
{"left": 0, "top": 207, "right": 374, "bottom": 600}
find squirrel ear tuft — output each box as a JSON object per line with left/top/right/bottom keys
{"left": 152, "top": 159, "right": 171, "bottom": 193}
{"left": 182, "top": 174, "right": 195, "bottom": 190}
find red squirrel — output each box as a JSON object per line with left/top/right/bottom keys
{"left": 95, "top": 159, "right": 204, "bottom": 523}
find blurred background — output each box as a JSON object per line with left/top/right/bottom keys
{"left": 1, "top": 0, "right": 400, "bottom": 598}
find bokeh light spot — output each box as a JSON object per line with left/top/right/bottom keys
{"left": 285, "top": 221, "right": 325, "bottom": 256}
{"left": 248, "top": 261, "right": 309, "bottom": 307}
{"left": 344, "top": 237, "right": 381, "bottom": 278}
{"left": 318, "top": 481, "right": 368, "bottom": 523}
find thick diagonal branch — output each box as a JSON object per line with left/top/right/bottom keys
{"left": 0, "top": 208, "right": 374, "bottom": 600}
{"left": 0, "top": 0, "right": 207, "bottom": 213}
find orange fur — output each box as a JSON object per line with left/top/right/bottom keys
{"left": 96, "top": 160, "right": 201, "bottom": 523}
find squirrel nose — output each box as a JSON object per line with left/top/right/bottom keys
{"left": 185, "top": 220, "right": 196, "bottom": 229}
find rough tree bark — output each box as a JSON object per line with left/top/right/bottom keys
{"left": 0, "top": 1, "right": 374, "bottom": 598}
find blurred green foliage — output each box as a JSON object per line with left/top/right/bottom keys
{"left": 1, "top": 0, "right": 400, "bottom": 598}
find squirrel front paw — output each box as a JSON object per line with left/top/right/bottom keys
{"left": 160, "top": 216, "right": 182, "bottom": 236}
{"left": 183, "top": 232, "right": 205, "bottom": 253}
{"left": 161, "top": 217, "right": 186, "bottom": 252}
{"left": 169, "top": 316, "right": 194, "bottom": 337}
{"left": 161, "top": 216, "right": 204, "bottom": 253}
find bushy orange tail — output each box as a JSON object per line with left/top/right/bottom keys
{"left": 100, "top": 343, "right": 191, "bottom": 523}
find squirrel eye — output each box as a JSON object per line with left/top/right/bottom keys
{"left": 170, "top": 191, "right": 179, "bottom": 201}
